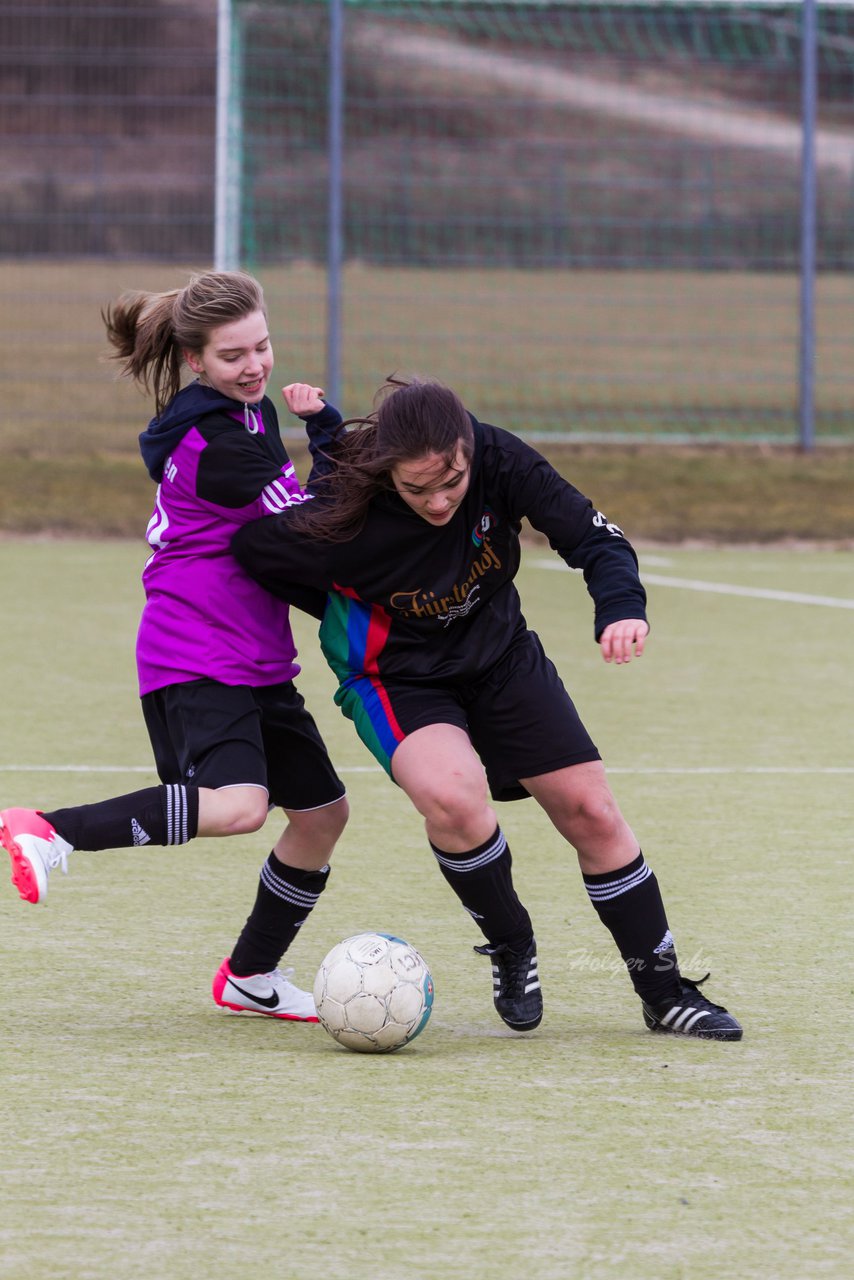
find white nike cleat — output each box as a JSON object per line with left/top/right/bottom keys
{"left": 212, "top": 957, "right": 319, "bottom": 1021}
{"left": 1, "top": 807, "right": 74, "bottom": 905}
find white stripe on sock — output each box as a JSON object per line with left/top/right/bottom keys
{"left": 260, "top": 861, "right": 323, "bottom": 908}
{"left": 585, "top": 861, "right": 651, "bottom": 902}
{"left": 432, "top": 830, "right": 507, "bottom": 874}
{"left": 166, "top": 783, "right": 188, "bottom": 845}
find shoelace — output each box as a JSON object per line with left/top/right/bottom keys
{"left": 500, "top": 952, "right": 529, "bottom": 991}
{"left": 678, "top": 973, "right": 727, "bottom": 1013}
{"left": 475, "top": 943, "right": 530, "bottom": 992}
{"left": 268, "top": 966, "right": 297, "bottom": 987}
{"left": 45, "top": 841, "right": 70, "bottom": 875}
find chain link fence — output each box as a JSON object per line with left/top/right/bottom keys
{"left": 1, "top": 0, "right": 852, "bottom": 450}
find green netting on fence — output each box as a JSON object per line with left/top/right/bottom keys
{"left": 225, "top": 1, "right": 853, "bottom": 440}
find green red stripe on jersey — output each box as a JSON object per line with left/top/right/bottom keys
{"left": 320, "top": 588, "right": 405, "bottom": 773}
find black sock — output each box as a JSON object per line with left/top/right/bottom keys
{"left": 43, "top": 785, "right": 200, "bottom": 851}
{"left": 583, "top": 851, "right": 680, "bottom": 1003}
{"left": 229, "top": 854, "right": 331, "bottom": 977}
{"left": 431, "top": 827, "right": 533, "bottom": 951}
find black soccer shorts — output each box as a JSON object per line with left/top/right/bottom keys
{"left": 334, "top": 629, "right": 600, "bottom": 803}
{"left": 141, "top": 678, "right": 345, "bottom": 812}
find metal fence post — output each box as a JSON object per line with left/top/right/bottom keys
{"left": 326, "top": 0, "right": 345, "bottom": 408}
{"left": 799, "top": 0, "right": 817, "bottom": 450}
{"left": 215, "top": 0, "right": 241, "bottom": 271}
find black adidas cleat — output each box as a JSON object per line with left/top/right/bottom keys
{"left": 642, "top": 974, "right": 743, "bottom": 1041}
{"left": 474, "top": 936, "right": 543, "bottom": 1031}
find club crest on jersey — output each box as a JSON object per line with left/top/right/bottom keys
{"left": 472, "top": 508, "right": 496, "bottom": 547}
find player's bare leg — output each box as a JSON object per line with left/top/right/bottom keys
{"left": 520, "top": 760, "right": 639, "bottom": 875}
{"left": 523, "top": 761, "right": 742, "bottom": 1040}
{"left": 392, "top": 725, "right": 541, "bottom": 1030}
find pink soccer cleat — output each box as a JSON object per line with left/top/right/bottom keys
{"left": 1, "top": 807, "right": 74, "bottom": 905}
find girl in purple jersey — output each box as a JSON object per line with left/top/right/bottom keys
{"left": 233, "top": 377, "right": 742, "bottom": 1041}
{"left": 1, "top": 271, "right": 349, "bottom": 1021}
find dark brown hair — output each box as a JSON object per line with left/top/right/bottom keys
{"left": 102, "top": 270, "right": 266, "bottom": 417}
{"left": 296, "top": 377, "right": 475, "bottom": 542}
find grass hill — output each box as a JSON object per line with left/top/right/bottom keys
{"left": 3, "top": 441, "right": 852, "bottom": 545}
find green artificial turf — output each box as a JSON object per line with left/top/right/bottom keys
{"left": 0, "top": 540, "right": 851, "bottom": 1279}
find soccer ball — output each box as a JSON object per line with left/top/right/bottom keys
{"left": 313, "top": 932, "right": 434, "bottom": 1053}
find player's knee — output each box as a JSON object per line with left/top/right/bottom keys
{"left": 418, "top": 778, "right": 488, "bottom": 837}
{"left": 327, "top": 794, "right": 350, "bottom": 838}
{"left": 219, "top": 790, "right": 270, "bottom": 835}
{"left": 289, "top": 795, "right": 349, "bottom": 847}
{"left": 571, "top": 790, "right": 624, "bottom": 842}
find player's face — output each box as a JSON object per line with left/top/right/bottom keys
{"left": 185, "top": 310, "right": 274, "bottom": 404}
{"left": 391, "top": 447, "right": 471, "bottom": 525}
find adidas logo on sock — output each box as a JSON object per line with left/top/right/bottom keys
{"left": 131, "top": 818, "right": 152, "bottom": 846}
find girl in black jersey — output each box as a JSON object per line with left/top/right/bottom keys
{"left": 232, "top": 378, "right": 743, "bottom": 1041}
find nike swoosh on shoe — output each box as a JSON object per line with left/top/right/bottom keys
{"left": 227, "top": 979, "right": 281, "bottom": 1009}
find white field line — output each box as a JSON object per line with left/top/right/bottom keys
{"left": 642, "top": 573, "right": 854, "bottom": 610}
{"left": 0, "top": 764, "right": 381, "bottom": 775}
{"left": 531, "top": 560, "right": 854, "bottom": 611}
{"left": 4, "top": 567, "right": 850, "bottom": 779}
{"left": 0, "top": 764, "right": 851, "bottom": 776}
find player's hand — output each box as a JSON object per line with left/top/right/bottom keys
{"left": 282, "top": 382, "right": 326, "bottom": 417}
{"left": 599, "top": 618, "right": 649, "bottom": 665}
